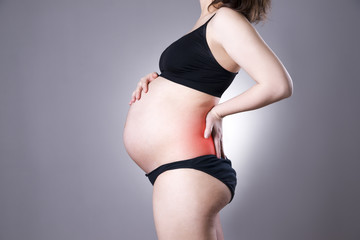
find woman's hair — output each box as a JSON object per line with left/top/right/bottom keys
{"left": 208, "top": 0, "right": 271, "bottom": 24}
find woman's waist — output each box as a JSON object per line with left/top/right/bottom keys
{"left": 123, "top": 117, "right": 216, "bottom": 172}
{"left": 124, "top": 131, "right": 216, "bottom": 173}
{"left": 124, "top": 111, "right": 214, "bottom": 151}
{"left": 123, "top": 107, "right": 216, "bottom": 167}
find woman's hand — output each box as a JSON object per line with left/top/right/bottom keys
{"left": 204, "top": 107, "right": 227, "bottom": 160}
{"left": 129, "top": 72, "right": 159, "bottom": 105}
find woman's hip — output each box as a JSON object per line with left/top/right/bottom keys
{"left": 149, "top": 154, "right": 237, "bottom": 204}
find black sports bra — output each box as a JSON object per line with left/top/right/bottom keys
{"left": 158, "top": 13, "right": 238, "bottom": 98}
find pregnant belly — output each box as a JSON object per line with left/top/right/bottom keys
{"left": 123, "top": 77, "right": 219, "bottom": 174}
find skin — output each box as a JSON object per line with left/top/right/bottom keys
{"left": 124, "top": 0, "right": 293, "bottom": 239}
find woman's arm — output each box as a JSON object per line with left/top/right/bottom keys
{"left": 210, "top": 7, "right": 293, "bottom": 118}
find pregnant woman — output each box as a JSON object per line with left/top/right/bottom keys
{"left": 123, "top": 0, "right": 293, "bottom": 239}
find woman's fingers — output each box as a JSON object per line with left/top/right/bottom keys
{"left": 144, "top": 72, "right": 158, "bottom": 93}
{"left": 220, "top": 138, "right": 226, "bottom": 159}
{"left": 204, "top": 127, "right": 212, "bottom": 139}
{"left": 216, "top": 138, "right": 227, "bottom": 159}
{"left": 151, "top": 72, "right": 159, "bottom": 80}
{"left": 135, "top": 82, "right": 143, "bottom": 100}
{"left": 129, "top": 90, "right": 137, "bottom": 105}
{"left": 204, "top": 117, "right": 213, "bottom": 139}
{"left": 212, "top": 135, "right": 226, "bottom": 159}
{"left": 129, "top": 79, "right": 145, "bottom": 105}
{"left": 142, "top": 80, "right": 149, "bottom": 93}
{"left": 129, "top": 72, "right": 159, "bottom": 105}
{"left": 142, "top": 73, "right": 154, "bottom": 93}
{"left": 204, "top": 107, "right": 226, "bottom": 159}
{"left": 214, "top": 135, "right": 221, "bottom": 159}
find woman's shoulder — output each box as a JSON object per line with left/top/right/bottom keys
{"left": 214, "top": 6, "right": 255, "bottom": 27}
{"left": 211, "top": 7, "right": 259, "bottom": 40}
{"left": 214, "top": 6, "right": 250, "bottom": 24}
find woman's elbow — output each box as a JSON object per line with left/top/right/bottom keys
{"left": 271, "top": 78, "right": 294, "bottom": 100}
{"left": 281, "top": 82, "right": 293, "bottom": 98}
{"left": 278, "top": 74, "right": 294, "bottom": 99}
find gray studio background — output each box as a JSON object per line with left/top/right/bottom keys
{"left": 1, "top": 0, "right": 359, "bottom": 239}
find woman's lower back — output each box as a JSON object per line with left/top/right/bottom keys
{"left": 123, "top": 76, "right": 219, "bottom": 174}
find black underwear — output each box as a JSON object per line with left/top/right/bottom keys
{"left": 145, "top": 154, "right": 237, "bottom": 203}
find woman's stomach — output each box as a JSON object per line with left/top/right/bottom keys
{"left": 123, "top": 76, "right": 220, "bottom": 174}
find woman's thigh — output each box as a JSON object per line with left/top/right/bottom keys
{"left": 152, "top": 168, "right": 231, "bottom": 240}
